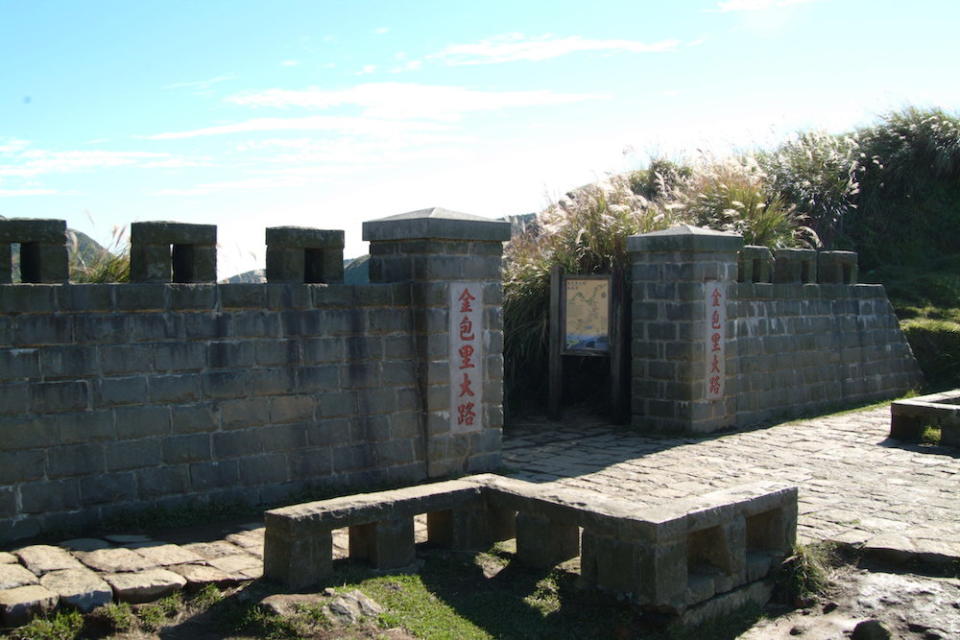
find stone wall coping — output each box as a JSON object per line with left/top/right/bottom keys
{"left": 265, "top": 227, "right": 345, "bottom": 249}
{"left": 0, "top": 219, "right": 67, "bottom": 244}
{"left": 628, "top": 225, "right": 744, "bottom": 254}
{"left": 130, "top": 222, "right": 217, "bottom": 246}
{"left": 362, "top": 207, "right": 511, "bottom": 243}
{"left": 773, "top": 248, "right": 816, "bottom": 258}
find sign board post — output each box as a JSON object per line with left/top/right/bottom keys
{"left": 548, "top": 267, "right": 628, "bottom": 423}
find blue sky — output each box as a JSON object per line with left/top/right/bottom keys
{"left": 2, "top": 0, "right": 958, "bottom": 275}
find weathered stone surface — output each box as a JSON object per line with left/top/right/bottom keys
{"left": 168, "top": 563, "right": 240, "bottom": 586}
{"left": 0, "top": 584, "right": 58, "bottom": 626}
{"left": 851, "top": 619, "right": 891, "bottom": 640}
{"left": 0, "top": 552, "right": 17, "bottom": 564}
{"left": 266, "top": 227, "right": 344, "bottom": 249}
{"left": 259, "top": 592, "right": 325, "bottom": 617}
{"left": 181, "top": 540, "right": 246, "bottom": 560}
{"left": 39, "top": 568, "right": 112, "bottom": 612}
{"left": 225, "top": 529, "right": 263, "bottom": 549}
{"left": 363, "top": 207, "right": 511, "bottom": 243}
{"left": 326, "top": 589, "right": 384, "bottom": 624}
{"left": 102, "top": 568, "right": 186, "bottom": 603}
{"left": 15, "top": 544, "right": 84, "bottom": 574}
{"left": 206, "top": 553, "right": 260, "bottom": 576}
{"left": 78, "top": 547, "right": 155, "bottom": 573}
{"left": 0, "top": 563, "right": 39, "bottom": 589}
{"left": 128, "top": 543, "right": 204, "bottom": 566}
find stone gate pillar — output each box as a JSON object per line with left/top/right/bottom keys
{"left": 363, "top": 208, "right": 511, "bottom": 477}
{"left": 628, "top": 225, "right": 743, "bottom": 433}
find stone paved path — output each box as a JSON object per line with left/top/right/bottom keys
{"left": 0, "top": 405, "right": 956, "bottom": 625}
{"left": 503, "top": 406, "right": 960, "bottom": 561}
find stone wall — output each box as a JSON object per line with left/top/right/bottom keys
{"left": 629, "top": 226, "right": 920, "bottom": 433}
{"left": 0, "top": 209, "right": 509, "bottom": 543}
{"left": 731, "top": 282, "right": 916, "bottom": 426}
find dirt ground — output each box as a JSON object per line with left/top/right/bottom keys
{"left": 741, "top": 560, "right": 960, "bottom": 640}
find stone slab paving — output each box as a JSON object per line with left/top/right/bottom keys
{"left": 0, "top": 405, "right": 955, "bottom": 626}
{"left": 503, "top": 406, "right": 960, "bottom": 561}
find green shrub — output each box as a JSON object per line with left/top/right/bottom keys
{"left": 7, "top": 610, "right": 83, "bottom": 640}
{"left": 901, "top": 317, "right": 960, "bottom": 391}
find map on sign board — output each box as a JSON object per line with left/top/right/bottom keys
{"left": 563, "top": 277, "right": 610, "bottom": 352}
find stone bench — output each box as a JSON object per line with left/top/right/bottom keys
{"left": 890, "top": 390, "right": 960, "bottom": 447}
{"left": 263, "top": 474, "right": 797, "bottom": 614}
{"left": 263, "top": 480, "right": 490, "bottom": 589}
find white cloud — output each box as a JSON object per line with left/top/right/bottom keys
{"left": 714, "top": 0, "right": 818, "bottom": 11}
{"left": 0, "top": 139, "right": 30, "bottom": 154}
{"left": 390, "top": 60, "right": 423, "bottom": 73}
{"left": 163, "top": 74, "right": 235, "bottom": 91}
{"left": 144, "top": 114, "right": 452, "bottom": 140}
{"left": 0, "top": 147, "right": 200, "bottom": 177}
{"left": 428, "top": 33, "right": 681, "bottom": 66}
{"left": 0, "top": 188, "right": 58, "bottom": 197}
{"left": 225, "top": 82, "right": 606, "bottom": 121}
{"left": 374, "top": 27, "right": 389, "bottom": 35}
{"left": 355, "top": 64, "right": 377, "bottom": 76}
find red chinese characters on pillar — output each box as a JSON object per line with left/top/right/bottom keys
{"left": 451, "top": 283, "right": 483, "bottom": 430}
{"left": 705, "top": 283, "right": 726, "bottom": 400}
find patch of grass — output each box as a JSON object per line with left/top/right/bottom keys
{"left": 5, "top": 610, "right": 83, "bottom": 640}
{"left": 191, "top": 583, "right": 225, "bottom": 609}
{"left": 778, "top": 543, "right": 836, "bottom": 604}
{"left": 136, "top": 591, "right": 183, "bottom": 631}
{"left": 90, "top": 601, "right": 136, "bottom": 634}
{"left": 920, "top": 424, "right": 942, "bottom": 445}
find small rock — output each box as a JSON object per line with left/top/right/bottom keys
{"left": 78, "top": 547, "right": 155, "bottom": 573}
{"left": 0, "top": 584, "right": 59, "bottom": 626}
{"left": 852, "top": 619, "right": 892, "bottom": 640}
{"left": 15, "top": 545, "right": 84, "bottom": 575}
{"left": 327, "top": 595, "right": 362, "bottom": 624}
{"left": 102, "top": 568, "right": 186, "bottom": 603}
{"left": 40, "top": 568, "right": 113, "bottom": 612}
{"left": 60, "top": 538, "right": 112, "bottom": 552}
{"left": 822, "top": 601, "right": 839, "bottom": 613}
{"left": 0, "top": 563, "right": 40, "bottom": 589}
{"left": 348, "top": 589, "right": 384, "bottom": 616}
{"left": 260, "top": 593, "right": 324, "bottom": 617}
{"left": 789, "top": 623, "right": 807, "bottom": 635}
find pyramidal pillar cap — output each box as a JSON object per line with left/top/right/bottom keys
{"left": 628, "top": 224, "right": 744, "bottom": 253}
{"left": 363, "top": 207, "right": 511, "bottom": 243}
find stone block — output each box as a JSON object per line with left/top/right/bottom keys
{"left": 817, "top": 251, "right": 858, "bottom": 284}
{"left": 130, "top": 221, "right": 217, "bottom": 283}
{"left": 426, "top": 505, "right": 492, "bottom": 551}
{"left": 14, "top": 545, "right": 84, "bottom": 575}
{"left": 349, "top": 517, "right": 416, "bottom": 569}
{"left": 263, "top": 521, "right": 333, "bottom": 589}
{"left": 772, "top": 248, "right": 817, "bottom": 284}
{"left": 80, "top": 472, "right": 137, "bottom": 505}
{"left": 515, "top": 512, "right": 579, "bottom": 569}
{"left": 738, "top": 245, "right": 773, "bottom": 283}
{"left": 362, "top": 208, "right": 511, "bottom": 244}
{"left": 103, "top": 568, "right": 186, "bottom": 603}
{"left": 20, "top": 480, "right": 80, "bottom": 514}
{"left": 0, "top": 563, "right": 40, "bottom": 590}
{"left": 0, "top": 584, "right": 59, "bottom": 626}
{"left": 39, "top": 568, "right": 114, "bottom": 612}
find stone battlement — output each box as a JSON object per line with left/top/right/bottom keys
{"left": 0, "top": 210, "right": 510, "bottom": 543}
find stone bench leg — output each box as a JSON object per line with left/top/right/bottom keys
{"left": 515, "top": 512, "right": 579, "bottom": 569}
{"left": 349, "top": 517, "right": 415, "bottom": 569}
{"left": 582, "top": 530, "right": 688, "bottom": 611}
{"left": 686, "top": 520, "right": 745, "bottom": 604}
{"left": 263, "top": 522, "right": 333, "bottom": 590}
{"left": 745, "top": 505, "right": 794, "bottom": 582}
{"left": 426, "top": 506, "right": 491, "bottom": 551}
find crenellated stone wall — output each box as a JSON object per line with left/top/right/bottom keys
{"left": 629, "top": 226, "right": 920, "bottom": 433}
{"left": 0, "top": 209, "right": 509, "bottom": 543}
